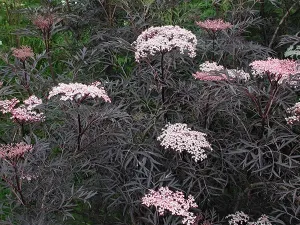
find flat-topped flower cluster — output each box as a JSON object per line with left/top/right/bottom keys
{"left": 226, "top": 211, "right": 272, "bottom": 225}
{"left": 48, "top": 81, "right": 111, "bottom": 103}
{"left": 157, "top": 123, "right": 212, "bottom": 162}
{"left": 12, "top": 46, "right": 34, "bottom": 61}
{"left": 285, "top": 102, "right": 300, "bottom": 125}
{"left": 0, "top": 142, "right": 33, "bottom": 160}
{"left": 142, "top": 186, "right": 198, "bottom": 225}
{"left": 193, "top": 61, "right": 250, "bottom": 81}
{"left": 0, "top": 95, "right": 44, "bottom": 123}
{"left": 32, "top": 14, "right": 54, "bottom": 31}
{"left": 250, "top": 58, "right": 298, "bottom": 84}
{"left": 133, "top": 25, "right": 197, "bottom": 62}
{"left": 196, "top": 19, "right": 233, "bottom": 32}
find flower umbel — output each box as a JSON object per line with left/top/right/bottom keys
{"left": 0, "top": 98, "right": 20, "bottom": 114}
{"left": 0, "top": 96, "right": 44, "bottom": 123}
{"left": 133, "top": 25, "right": 197, "bottom": 62}
{"left": 196, "top": 19, "right": 233, "bottom": 32}
{"left": 250, "top": 58, "right": 298, "bottom": 84}
{"left": 142, "top": 186, "right": 198, "bottom": 225}
{"left": 285, "top": 102, "right": 300, "bottom": 125}
{"left": 12, "top": 46, "right": 34, "bottom": 61}
{"left": 32, "top": 14, "right": 54, "bottom": 31}
{"left": 193, "top": 61, "right": 227, "bottom": 81}
{"left": 48, "top": 81, "right": 111, "bottom": 103}
{"left": 0, "top": 142, "right": 33, "bottom": 160}
{"left": 157, "top": 123, "right": 213, "bottom": 162}
{"left": 226, "top": 211, "right": 250, "bottom": 225}
{"left": 226, "top": 212, "right": 272, "bottom": 225}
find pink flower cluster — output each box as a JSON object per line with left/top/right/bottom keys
{"left": 0, "top": 98, "right": 20, "bottom": 114}
{"left": 285, "top": 102, "right": 300, "bottom": 125}
{"left": 0, "top": 142, "right": 33, "bottom": 160}
{"left": 249, "top": 58, "right": 298, "bottom": 84}
{"left": 193, "top": 61, "right": 227, "bottom": 81}
{"left": 196, "top": 19, "right": 233, "bottom": 32}
{"left": 142, "top": 186, "right": 198, "bottom": 225}
{"left": 193, "top": 71, "right": 227, "bottom": 81}
{"left": 24, "top": 95, "right": 43, "bottom": 110}
{"left": 193, "top": 61, "right": 251, "bottom": 81}
{"left": 226, "top": 211, "right": 272, "bottom": 225}
{"left": 12, "top": 46, "right": 34, "bottom": 61}
{"left": 133, "top": 25, "right": 197, "bottom": 62}
{"left": 48, "top": 81, "right": 111, "bottom": 103}
{"left": 157, "top": 123, "right": 213, "bottom": 162}
{"left": 32, "top": 14, "right": 54, "bottom": 31}
{"left": 0, "top": 96, "right": 45, "bottom": 123}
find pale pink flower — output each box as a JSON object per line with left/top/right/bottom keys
{"left": 193, "top": 71, "right": 227, "bottom": 81}
{"left": 0, "top": 96, "right": 44, "bottom": 123}
{"left": 157, "top": 123, "right": 213, "bottom": 162}
{"left": 250, "top": 215, "right": 272, "bottom": 225}
{"left": 285, "top": 102, "right": 300, "bottom": 125}
{"left": 227, "top": 69, "right": 250, "bottom": 81}
{"left": 193, "top": 61, "right": 227, "bottom": 81}
{"left": 226, "top": 211, "right": 250, "bottom": 225}
{"left": 196, "top": 19, "right": 233, "bottom": 32}
{"left": 142, "top": 186, "right": 198, "bottom": 225}
{"left": 48, "top": 81, "right": 111, "bottom": 103}
{"left": 250, "top": 58, "right": 298, "bottom": 84}
{"left": 199, "top": 61, "right": 224, "bottom": 72}
{"left": 0, "top": 98, "right": 20, "bottom": 114}
{"left": 226, "top": 212, "right": 272, "bottom": 225}
{"left": 11, "top": 106, "right": 45, "bottom": 123}
{"left": 12, "top": 46, "right": 34, "bottom": 61}
{"left": 0, "top": 142, "right": 33, "bottom": 160}
{"left": 133, "top": 25, "right": 197, "bottom": 62}
{"left": 24, "top": 95, "right": 43, "bottom": 110}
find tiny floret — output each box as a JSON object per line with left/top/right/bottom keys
{"left": 133, "top": 25, "right": 197, "bottom": 62}
{"left": 157, "top": 123, "right": 212, "bottom": 162}
{"left": 196, "top": 19, "right": 233, "bottom": 32}
{"left": 48, "top": 81, "right": 111, "bottom": 103}
{"left": 142, "top": 186, "right": 198, "bottom": 225}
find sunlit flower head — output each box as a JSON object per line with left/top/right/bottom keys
{"left": 196, "top": 19, "right": 233, "bottom": 32}
{"left": 157, "top": 123, "right": 212, "bottom": 162}
{"left": 12, "top": 46, "right": 34, "bottom": 61}
{"left": 133, "top": 25, "right": 197, "bottom": 62}
{"left": 142, "top": 186, "right": 198, "bottom": 225}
